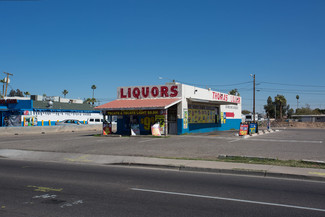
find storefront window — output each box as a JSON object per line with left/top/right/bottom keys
{"left": 188, "top": 105, "right": 218, "bottom": 124}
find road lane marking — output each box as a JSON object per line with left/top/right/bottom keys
{"left": 64, "top": 155, "right": 92, "bottom": 162}
{"left": 309, "top": 172, "right": 325, "bottom": 176}
{"left": 138, "top": 138, "right": 162, "bottom": 143}
{"left": 248, "top": 138, "right": 322, "bottom": 143}
{"left": 33, "top": 194, "right": 57, "bottom": 199}
{"left": 131, "top": 188, "right": 325, "bottom": 212}
{"left": 180, "top": 135, "right": 323, "bottom": 143}
{"left": 27, "top": 185, "right": 63, "bottom": 192}
{"left": 60, "top": 200, "right": 83, "bottom": 208}
{"left": 180, "top": 135, "right": 235, "bottom": 140}
{"left": 229, "top": 139, "right": 240, "bottom": 143}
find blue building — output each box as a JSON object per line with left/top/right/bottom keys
{"left": 0, "top": 96, "right": 101, "bottom": 127}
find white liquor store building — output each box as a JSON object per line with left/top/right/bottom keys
{"left": 96, "top": 82, "right": 242, "bottom": 135}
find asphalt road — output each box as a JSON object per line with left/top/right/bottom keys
{"left": 0, "top": 128, "right": 324, "bottom": 161}
{"left": 1, "top": 159, "right": 325, "bottom": 217}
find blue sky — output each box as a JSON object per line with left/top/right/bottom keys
{"left": 1, "top": 0, "right": 325, "bottom": 113}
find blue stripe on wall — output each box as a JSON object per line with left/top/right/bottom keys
{"left": 177, "top": 119, "right": 241, "bottom": 134}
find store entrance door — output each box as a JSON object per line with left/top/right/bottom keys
{"left": 168, "top": 105, "right": 178, "bottom": 135}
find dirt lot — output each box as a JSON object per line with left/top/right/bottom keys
{"left": 263, "top": 121, "right": 325, "bottom": 128}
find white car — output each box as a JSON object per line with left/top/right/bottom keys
{"left": 88, "top": 118, "right": 103, "bottom": 124}
{"left": 55, "top": 119, "right": 81, "bottom": 125}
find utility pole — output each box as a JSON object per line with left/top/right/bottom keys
{"left": 250, "top": 74, "right": 256, "bottom": 122}
{"left": 1, "top": 79, "right": 4, "bottom": 98}
{"left": 3, "top": 72, "right": 13, "bottom": 97}
{"left": 253, "top": 74, "right": 256, "bottom": 122}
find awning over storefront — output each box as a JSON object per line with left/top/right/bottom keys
{"left": 187, "top": 98, "right": 238, "bottom": 105}
{"left": 96, "top": 98, "right": 182, "bottom": 110}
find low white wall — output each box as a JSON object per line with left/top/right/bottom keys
{"left": 0, "top": 125, "right": 102, "bottom": 136}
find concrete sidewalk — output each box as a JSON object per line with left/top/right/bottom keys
{"left": 1, "top": 149, "right": 325, "bottom": 182}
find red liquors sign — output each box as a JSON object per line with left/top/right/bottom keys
{"left": 118, "top": 84, "right": 181, "bottom": 99}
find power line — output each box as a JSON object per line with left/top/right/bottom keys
{"left": 176, "top": 80, "right": 252, "bottom": 87}
{"left": 260, "top": 81, "right": 325, "bottom": 88}
{"left": 258, "top": 89, "right": 325, "bottom": 95}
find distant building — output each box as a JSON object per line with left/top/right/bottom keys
{"left": 0, "top": 95, "right": 101, "bottom": 127}
{"left": 243, "top": 113, "right": 264, "bottom": 122}
{"left": 292, "top": 115, "right": 325, "bottom": 122}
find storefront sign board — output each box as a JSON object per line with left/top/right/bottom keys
{"left": 239, "top": 124, "right": 249, "bottom": 136}
{"left": 249, "top": 123, "right": 257, "bottom": 134}
{"left": 106, "top": 110, "right": 164, "bottom": 116}
{"left": 118, "top": 84, "right": 180, "bottom": 99}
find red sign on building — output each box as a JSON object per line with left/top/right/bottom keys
{"left": 118, "top": 85, "right": 180, "bottom": 99}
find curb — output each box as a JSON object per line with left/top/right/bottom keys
{"left": 112, "top": 163, "right": 325, "bottom": 182}
{"left": 1, "top": 149, "right": 325, "bottom": 183}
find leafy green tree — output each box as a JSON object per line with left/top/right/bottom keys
{"left": 229, "top": 89, "right": 240, "bottom": 96}
{"left": 287, "top": 108, "right": 294, "bottom": 118}
{"left": 9, "top": 89, "right": 16, "bottom": 97}
{"left": 242, "top": 110, "right": 251, "bottom": 115}
{"left": 62, "top": 89, "right": 69, "bottom": 98}
{"left": 16, "top": 89, "right": 24, "bottom": 97}
{"left": 264, "top": 96, "right": 275, "bottom": 118}
{"left": 24, "top": 91, "right": 31, "bottom": 97}
{"left": 0, "top": 79, "right": 4, "bottom": 98}
{"left": 296, "top": 105, "right": 320, "bottom": 115}
{"left": 314, "top": 108, "right": 325, "bottom": 114}
{"left": 8, "top": 89, "right": 24, "bottom": 97}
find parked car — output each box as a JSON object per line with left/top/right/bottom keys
{"left": 55, "top": 119, "right": 82, "bottom": 125}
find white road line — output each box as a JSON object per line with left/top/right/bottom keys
{"left": 138, "top": 138, "right": 161, "bottom": 143}
{"left": 228, "top": 139, "right": 240, "bottom": 143}
{"left": 249, "top": 139, "right": 323, "bottom": 143}
{"left": 180, "top": 135, "right": 235, "bottom": 140}
{"left": 180, "top": 135, "right": 323, "bottom": 143}
{"left": 131, "top": 188, "right": 325, "bottom": 213}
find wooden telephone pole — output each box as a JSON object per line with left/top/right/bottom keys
{"left": 3, "top": 72, "right": 13, "bottom": 97}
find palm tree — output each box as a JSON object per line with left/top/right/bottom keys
{"left": 24, "top": 91, "right": 31, "bottom": 97}
{"left": 85, "top": 97, "right": 97, "bottom": 106}
{"left": 62, "top": 89, "right": 68, "bottom": 98}
{"left": 296, "top": 95, "right": 299, "bottom": 110}
{"left": 91, "top": 85, "right": 96, "bottom": 99}
{"left": 275, "top": 95, "right": 287, "bottom": 120}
